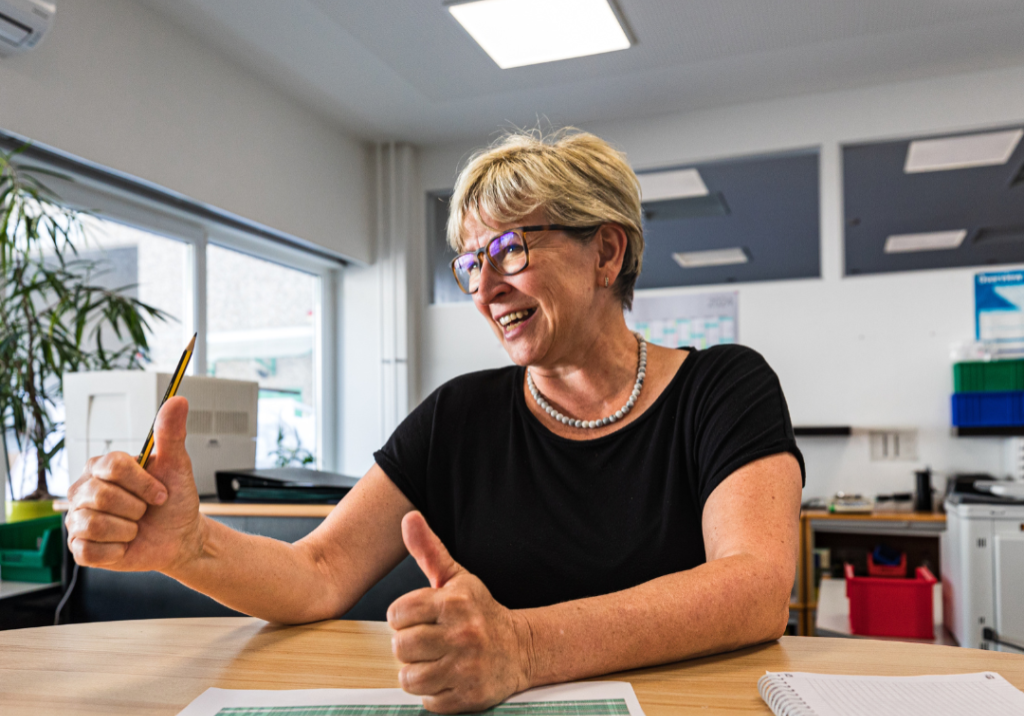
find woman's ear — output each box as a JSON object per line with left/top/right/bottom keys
{"left": 595, "top": 223, "right": 628, "bottom": 283}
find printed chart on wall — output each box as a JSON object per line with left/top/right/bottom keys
{"left": 976, "top": 270, "right": 1024, "bottom": 350}
{"left": 177, "top": 682, "right": 647, "bottom": 716}
{"left": 626, "top": 291, "right": 738, "bottom": 349}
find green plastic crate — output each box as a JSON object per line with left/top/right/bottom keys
{"left": 954, "top": 360, "right": 1024, "bottom": 393}
{"left": 0, "top": 515, "right": 63, "bottom": 582}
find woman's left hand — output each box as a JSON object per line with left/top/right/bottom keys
{"left": 387, "top": 511, "right": 534, "bottom": 714}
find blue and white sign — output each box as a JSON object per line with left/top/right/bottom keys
{"left": 976, "top": 270, "right": 1024, "bottom": 344}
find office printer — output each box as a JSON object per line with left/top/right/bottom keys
{"left": 215, "top": 467, "right": 359, "bottom": 504}
{"left": 942, "top": 475, "right": 1024, "bottom": 653}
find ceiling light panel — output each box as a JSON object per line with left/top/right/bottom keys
{"left": 448, "top": 0, "right": 631, "bottom": 69}
{"left": 672, "top": 248, "right": 748, "bottom": 268}
{"left": 904, "top": 129, "right": 1023, "bottom": 173}
{"left": 884, "top": 230, "right": 967, "bottom": 254}
{"left": 637, "top": 168, "right": 709, "bottom": 202}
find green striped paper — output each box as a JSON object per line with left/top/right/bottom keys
{"left": 216, "top": 698, "right": 630, "bottom": 716}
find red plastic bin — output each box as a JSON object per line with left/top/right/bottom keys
{"left": 844, "top": 563, "right": 936, "bottom": 639}
{"left": 867, "top": 552, "right": 907, "bottom": 578}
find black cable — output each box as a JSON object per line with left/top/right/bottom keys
{"left": 982, "top": 627, "right": 1024, "bottom": 653}
{"left": 54, "top": 562, "right": 79, "bottom": 626}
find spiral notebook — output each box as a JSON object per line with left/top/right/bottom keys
{"left": 757, "top": 671, "right": 1024, "bottom": 716}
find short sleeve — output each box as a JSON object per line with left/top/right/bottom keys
{"left": 689, "top": 346, "right": 805, "bottom": 508}
{"left": 373, "top": 389, "right": 439, "bottom": 514}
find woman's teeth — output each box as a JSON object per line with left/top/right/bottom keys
{"left": 499, "top": 310, "right": 532, "bottom": 329}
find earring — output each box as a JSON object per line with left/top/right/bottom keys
{"left": 604, "top": 276, "right": 610, "bottom": 288}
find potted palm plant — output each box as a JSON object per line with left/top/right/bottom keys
{"left": 1, "top": 147, "right": 168, "bottom": 516}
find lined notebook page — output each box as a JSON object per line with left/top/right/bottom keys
{"left": 759, "top": 672, "right": 1024, "bottom": 716}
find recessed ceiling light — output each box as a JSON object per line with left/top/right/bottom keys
{"left": 637, "top": 168, "right": 709, "bottom": 203}
{"left": 904, "top": 129, "right": 1023, "bottom": 173}
{"left": 672, "top": 247, "right": 748, "bottom": 268}
{"left": 884, "top": 230, "right": 967, "bottom": 253}
{"left": 448, "top": 0, "right": 631, "bottom": 69}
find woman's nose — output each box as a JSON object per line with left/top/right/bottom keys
{"left": 475, "top": 259, "right": 509, "bottom": 302}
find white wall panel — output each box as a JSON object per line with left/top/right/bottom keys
{"left": 0, "top": 0, "right": 370, "bottom": 262}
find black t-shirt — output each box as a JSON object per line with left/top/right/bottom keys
{"left": 374, "top": 344, "right": 804, "bottom": 610}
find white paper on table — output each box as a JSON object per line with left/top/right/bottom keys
{"left": 177, "top": 680, "right": 646, "bottom": 716}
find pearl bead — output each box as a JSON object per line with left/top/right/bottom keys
{"left": 527, "top": 334, "right": 646, "bottom": 429}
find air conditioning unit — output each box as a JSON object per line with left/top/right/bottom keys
{"left": 0, "top": 0, "right": 54, "bottom": 57}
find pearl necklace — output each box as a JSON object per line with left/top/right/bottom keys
{"left": 526, "top": 332, "right": 647, "bottom": 429}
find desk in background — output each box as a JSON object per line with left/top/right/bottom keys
{"left": 52, "top": 501, "right": 943, "bottom": 635}
{"left": 3, "top": 618, "right": 1023, "bottom": 716}
{"left": 793, "top": 508, "right": 946, "bottom": 636}
{"left": 51, "top": 500, "right": 427, "bottom": 624}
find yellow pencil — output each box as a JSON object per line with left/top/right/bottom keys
{"left": 137, "top": 333, "right": 197, "bottom": 469}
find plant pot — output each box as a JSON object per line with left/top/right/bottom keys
{"left": 6, "top": 499, "right": 57, "bottom": 523}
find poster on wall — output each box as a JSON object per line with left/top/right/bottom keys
{"left": 975, "top": 270, "right": 1024, "bottom": 347}
{"left": 626, "top": 291, "right": 738, "bottom": 349}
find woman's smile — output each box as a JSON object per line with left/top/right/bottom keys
{"left": 496, "top": 307, "right": 537, "bottom": 337}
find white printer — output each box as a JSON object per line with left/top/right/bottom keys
{"left": 942, "top": 479, "right": 1024, "bottom": 653}
{"left": 64, "top": 371, "right": 258, "bottom": 496}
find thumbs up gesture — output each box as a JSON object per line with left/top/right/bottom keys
{"left": 387, "top": 512, "right": 534, "bottom": 714}
{"left": 66, "top": 396, "right": 204, "bottom": 573}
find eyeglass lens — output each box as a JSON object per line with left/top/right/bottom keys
{"left": 453, "top": 230, "right": 528, "bottom": 293}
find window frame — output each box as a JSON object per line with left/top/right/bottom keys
{"left": 4, "top": 140, "right": 344, "bottom": 473}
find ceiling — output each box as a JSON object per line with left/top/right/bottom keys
{"left": 135, "top": 0, "right": 1024, "bottom": 146}
{"left": 844, "top": 126, "right": 1024, "bottom": 275}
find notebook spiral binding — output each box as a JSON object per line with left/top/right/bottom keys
{"left": 757, "top": 673, "right": 817, "bottom": 716}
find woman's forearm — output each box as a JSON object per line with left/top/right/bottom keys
{"left": 162, "top": 466, "right": 415, "bottom": 624}
{"left": 514, "top": 552, "right": 792, "bottom": 688}
{"left": 164, "top": 515, "right": 350, "bottom": 624}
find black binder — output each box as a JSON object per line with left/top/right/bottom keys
{"left": 215, "top": 467, "right": 359, "bottom": 504}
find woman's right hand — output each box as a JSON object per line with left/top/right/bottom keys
{"left": 65, "top": 396, "right": 204, "bottom": 574}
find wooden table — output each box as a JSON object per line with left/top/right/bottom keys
{"left": 53, "top": 499, "right": 336, "bottom": 519}
{"left": 2, "top": 618, "right": 1023, "bottom": 716}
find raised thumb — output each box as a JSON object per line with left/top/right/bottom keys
{"left": 402, "top": 511, "right": 459, "bottom": 589}
{"left": 151, "top": 395, "right": 190, "bottom": 467}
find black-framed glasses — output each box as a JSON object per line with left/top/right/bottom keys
{"left": 450, "top": 224, "right": 600, "bottom": 295}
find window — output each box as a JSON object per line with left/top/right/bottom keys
{"left": 6, "top": 217, "right": 195, "bottom": 499}
{"left": 1, "top": 140, "right": 341, "bottom": 501}
{"left": 206, "top": 244, "right": 320, "bottom": 470}
{"left": 78, "top": 216, "right": 195, "bottom": 373}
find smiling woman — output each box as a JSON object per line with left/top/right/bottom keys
{"left": 64, "top": 128, "right": 805, "bottom": 715}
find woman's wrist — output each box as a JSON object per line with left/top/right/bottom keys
{"left": 510, "top": 609, "right": 538, "bottom": 691}
{"left": 165, "top": 513, "right": 215, "bottom": 581}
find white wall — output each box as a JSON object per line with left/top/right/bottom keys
{"left": 417, "top": 63, "right": 1024, "bottom": 501}
{"left": 340, "top": 144, "right": 422, "bottom": 476}
{"left": 0, "top": 0, "right": 370, "bottom": 262}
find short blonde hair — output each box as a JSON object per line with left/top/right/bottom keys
{"left": 447, "top": 129, "right": 644, "bottom": 309}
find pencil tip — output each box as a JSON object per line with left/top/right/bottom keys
{"left": 187, "top": 333, "right": 197, "bottom": 350}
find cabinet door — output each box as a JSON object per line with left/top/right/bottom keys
{"left": 994, "top": 521, "right": 1024, "bottom": 650}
